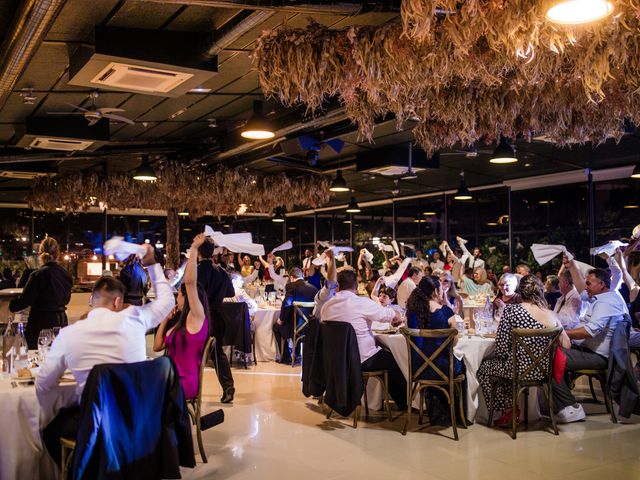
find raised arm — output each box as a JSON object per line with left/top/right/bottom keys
{"left": 138, "top": 245, "right": 176, "bottom": 330}
{"left": 183, "top": 234, "right": 206, "bottom": 321}
{"left": 258, "top": 255, "right": 270, "bottom": 269}
{"left": 615, "top": 248, "right": 639, "bottom": 302}
{"left": 563, "top": 255, "right": 586, "bottom": 294}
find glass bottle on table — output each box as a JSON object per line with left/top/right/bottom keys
{"left": 15, "top": 322, "right": 29, "bottom": 372}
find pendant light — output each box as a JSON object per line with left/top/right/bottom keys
{"left": 631, "top": 163, "right": 640, "bottom": 179}
{"left": 132, "top": 156, "right": 157, "bottom": 182}
{"left": 454, "top": 171, "right": 472, "bottom": 200}
{"left": 546, "top": 0, "right": 614, "bottom": 25}
{"left": 241, "top": 101, "right": 275, "bottom": 140}
{"left": 272, "top": 207, "right": 285, "bottom": 223}
{"left": 346, "top": 197, "right": 361, "bottom": 213}
{"left": 330, "top": 170, "right": 349, "bottom": 192}
{"left": 490, "top": 137, "right": 518, "bottom": 164}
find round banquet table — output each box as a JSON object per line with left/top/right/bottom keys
{"left": 252, "top": 306, "right": 280, "bottom": 362}
{"left": 0, "top": 368, "right": 77, "bottom": 480}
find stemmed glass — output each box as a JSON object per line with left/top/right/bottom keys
{"left": 37, "top": 329, "right": 53, "bottom": 363}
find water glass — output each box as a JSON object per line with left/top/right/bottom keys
{"left": 268, "top": 291, "right": 276, "bottom": 306}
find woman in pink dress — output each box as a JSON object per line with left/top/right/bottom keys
{"left": 154, "top": 234, "right": 210, "bottom": 399}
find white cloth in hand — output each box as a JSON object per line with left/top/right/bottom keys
{"left": 103, "top": 236, "right": 146, "bottom": 261}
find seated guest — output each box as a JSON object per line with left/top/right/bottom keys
{"left": 553, "top": 269, "right": 584, "bottom": 329}
{"left": 0, "top": 267, "right": 16, "bottom": 289}
{"left": 429, "top": 251, "right": 445, "bottom": 272}
{"left": 225, "top": 272, "right": 258, "bottom": 316}
{"left": 397, "top": 267, "right": 424, "bottom": 309}
{"left": 274, "top": 267, "right": 318, "bottom": 363}
{"left": 493, "top": 273, "right": 521, "bottom": 314}
{"left": 10, "top": 237, "right": 72, "bottom": 349}
{"left": 36, "top": 244, "right": 173, "bottom": 466}
{"left": 485, "top": 267, "right": 498, "bottom": 289}
{"left": 478, "top": 275, "right": 570, "bottom": 426}
{"left": 406, "top": 276, "right": 465, "bottom": 425}
{"left": 411, "top": 249, "right": 429, "bottom": 270}
{"left": 439, "top": 271, "right": 464, "bottom": 316}
{"left": 321, "top": 269, "right": 407, "bottom": 410}
{"left": 544, "top": 275, "right": 561, "bottom": 309}
{"left": 370, "top": 277, "right": 404, "bottom": 315}
{"left": 424, "top": 265, "right": 434, "bottom": 277}
{"left": 552, "top": 260, "right": 629, "bottom": 423}
{"left": 237, "top": 253, "right": 255, "bottom": 278}
{"left": 515, "top": 264, "right": 530, "bottom": 277}
{"left": 118, "top": 254, "right": 148, "bottom": 306}
{"left": 154, "top": 234, "right": 209, "bottom": 400}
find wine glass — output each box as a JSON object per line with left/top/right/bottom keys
{"left": 37, "top": 330, "right": 52, "bottom": 363}
{"left": 268, "top": 291, "right": 276, "bottom": 306}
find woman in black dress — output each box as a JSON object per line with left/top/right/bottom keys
{"left": 10, "top": 237, "right": 73, "bottom": 349}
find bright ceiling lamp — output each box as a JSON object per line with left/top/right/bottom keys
{"left": 241, "top": 101, "right": 275, "bottom": 140}
{"left": 272, "top": 207, "right": 285, "bottom": 222}
{"left": 631, "top": 163, "right": 640, "bottom": 179}
{"left": 546, "top": 0, "right": 614, "bottom": 25}
{"left": 346, "top": 197, "right": 361, "bottom": 213}
{"left": 132, "top": 156, "right": 157, "bottom": 181}
{"left": 330, "top": 170, "right": 349, "bottom": 192}
{"left": 490, "top": 136, "right": 518, "bottom": 164}
{"left": 454, "top": 171, "right": 473, "bottom": 200}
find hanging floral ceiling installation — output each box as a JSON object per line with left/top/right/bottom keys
{"left": 27, "top": 162, "right": 331, "bottom": 217}
{"left": 253, "top": 1, "right": 640, "bottom": 154}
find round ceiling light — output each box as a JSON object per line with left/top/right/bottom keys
{"left": 546, "top": 0, "right": 614, "bottom": 25}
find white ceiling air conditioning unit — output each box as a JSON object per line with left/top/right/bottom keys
{"left": 91, "top": 63, "right": 194, "bottom": 94}
{"left": 69, "top": 27, "right": 218, "bottom": 97}
{"left": 29, "top": 137, "right": 95, "bottom": 151}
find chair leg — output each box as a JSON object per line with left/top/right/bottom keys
{"left": 511, "top": 385, "right": 518, "bottom": 440}
{"left": 588, "top": 376, "right": 598, "bottom": 403}
{"left": 456, "top": 383, "right": 467, "bottom": 428}
{"left": 61, "top": 446, "right": 68, "bottom": 480}
{"left": 363, "top": 376, "right": 369, "bottom": 419}
{"left": 450, "top": 385, "right": 458, "bottom": 441}
{"left": 291, "top": 335, "right": 296, "bottom": 367}
{"left": 353, "top": 405, "right": 360, "bottom": 428}
{"left": 383, "top": 372, "right": 392, "bottom": 421}
{"left": 326, "top": 407, "right": 333, "bottom": 420}
{"left": 487, "top": 381, "right": 496, "bottom": 427}
{"left": 548, "top": 383, "right": 559, "bottom": 435}
{"left": 252, "top": 331, "right": 257, "bottom": 365}
{"left": 418, "top": 389, "right": 424, "bottom": 425}
{"left": 524, "top": 388, "right": 529, "bottom": 430}
{"left": 194, "top": 401, "right": 207, "bottom": 463}
{"left": 402, "top": 385, "right": 414, "bottom": 436}
{"left": 599, "top": 373, "right": 617, "bottom": 423}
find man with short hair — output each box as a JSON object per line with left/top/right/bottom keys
{"left": 37, "top": 244, "right": 174, "bottom": 465}
{"left": 412, "top": 249, "right": 429, "bottom": 271}
{"left": 225, "top": 272, "right": 258, "bottom": 316}
{"left": 397, "top": 267, "right": 423, "bottom": 309}
{"left": 320, "top": 270, "right": 407, "bottom": 410}
{"left": 554, "top": 269, "right": 584, "bottom": 329}
{"left": 552, "top": 261, "right": 629, "bottom": 423}
{"left": 515, "top": 264, "right": 530, "bottom": 276}
{"left": 429, "top": 251, "right": 445, "bottom": 272}
{"left": 274, "top": 267, "right": 318, "bottom": 363}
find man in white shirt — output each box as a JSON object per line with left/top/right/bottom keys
{"left": 429, "top": 251, "right": 445, "bottom": 272}
{"left": 38, "top": 244, "right": 174, "bottom": 466}
{"left": 320, "top": 270, "right": 407, "bottom": 410}
{"left": 396, "top": 267, "right": 423, "bottom": 309}
{"left": 411, "top": 249, "right": 429, "bottom": 271}
{"left": 553, "top": 269, "right": 585, "bottom": 329}
{"left": 225, "top": 272, "right": 258, "bottom": 316}
{"left": 457, "top": 236, "right": 485, "bottom": 270}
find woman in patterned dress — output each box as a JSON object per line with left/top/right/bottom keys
{"left": 477, "top": 275, "right": 570, "bottom": 426}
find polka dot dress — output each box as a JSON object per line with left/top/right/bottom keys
{"left": 477, "top": 303, "right": 551, "bottom": 414}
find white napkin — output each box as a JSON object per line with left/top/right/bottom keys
{"left": 203, "top": 225, "right": 265, "bottom": 256}
{"left": 590, "top": 241, "right": 628, "bottom": 257}
{"left": 103, "top": 236, "right": 146, "bottom": 261}
{"left": 402, "top": 243, "right": 416, "bottom": 250}
{"left": 377, "top": 243, "right": 395, "bottom": 252}
{"left": 391, "top": 240, "right": 400, "bottom": 256}
{"left": 530, "top": 243, "right": 574, "bottom": 265}
{"left": 361, "top": 248, "right": 374, "bottom": 264}
{"left": 271, "top": 240, "right": 293, "bottom": 254}
{"left": 317, "top": 240, "right": 332, "bottom": 248}
{"left": 632, "top": 224, "right": 640, "bottom": 240}
{"left": 383, "top": 257, "right": 412, "bottom": 289}
{"left": 312, "top": 246, "right": 354, "bottom": 266}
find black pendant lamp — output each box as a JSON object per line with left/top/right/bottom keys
{"left": 346, "top": 197, "right": 361, "bottom": 213}
{"left": 454, "top": 171, "right": 472, "bottom": 200}
{"left": 132, "top": 156, "right": 157, "bottom": 182}
{"left": 272, "top": 207, "right": 285, "bottom": 223}
{"left": 241, "top": 101, "right": 275, "bottom": 140}
{"left": 330, "top": 170, "right": 349, "bottom": 192}
{"left": 490, "top": 136, "right": 517, "bottom": 164}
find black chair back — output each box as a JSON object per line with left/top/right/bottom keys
{"left": 218, "top": 302, "right": 252, "bottom": 354}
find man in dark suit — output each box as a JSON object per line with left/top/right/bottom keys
{"left": 197, "top": 239, "right": 236, "bottom": 403}
{"left": 273, "top": 267, "right": 318, "bottom": 364}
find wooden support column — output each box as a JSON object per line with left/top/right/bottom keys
{"left": 166, "top": 208, "right": 180, "bottom": 269}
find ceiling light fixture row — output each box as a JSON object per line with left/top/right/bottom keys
{"left": 241, "top": 101, "right": 275, "bottom": 140}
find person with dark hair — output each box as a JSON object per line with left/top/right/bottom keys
{"left": 477, "top": 275, "right": 570, "bottom": 427}
{"left": 396, "top": 267, "right": 424, "bottom": 309}
{"left": 321, "top": 269, "right": 407, "bottom": 410}
{"left": 197, "top": 237, "right": 237, "bottom": 403}
{"left": 10, "top": 237, "right": 73, "bottom": 349}
{"left": 118, "top": 254, "right": 149, "bottom": 306}
{"left": 551, "top": 259, "right": 629, "bottom": 423}
{"left": 0, "top": 267, "right": 15, "bottom": 289}
{"left": 36, "top": 243, "right": 174, "bottom": 466}
{"left": 406, "top": 276, "right": 465, "bottom": 425}
{"left": 273, "top": 267, "right": 318, "bottom": 363}
{"left": 439, "top": 271, "right": 464, "bottom": 316}
{"left": 154, "top": 234, "right": 210, "bottom": 400}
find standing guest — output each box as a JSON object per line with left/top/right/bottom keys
{"left": 224, "top": 272, "right": 258, "bottom": 316}
{"left": 412, "top": 249, "right": 429, "bottom": 271}
{"left": 220, "top": 251, "right": 235, "bottom": 272}
{"left": 302, "top": 248, "right": 315, "bottom": 278}
{"left": 458, "top": 237, "right": 485, "bottom": 270}
{"left": 10, "top": 237, "right": 72, "bottom": 349}
{"left": 478, "top": 275, "right": 570, "bottom": 426}
{"left": 118, "top": 254, "right": 148, "bottom": 306}
{"left": 544, "top": 275, "right": 562, "bottom": 310}
{"left": 154, "top": 234, "right": 209, "bottom": 400}
{"left": 553, "top": 269, "right": 584, "bottom": 329}
{"left": 485, "top": 267, "right": 498, "bottom": 289}
{"left": 552, "top": 260, "right": 629, "bottom": 423}
{"left": 396, "top": 267, "right": 424, "bottom": 309}
{"left": 197, "top": 239, "right": 237, "bottom": 403}
{"left": 273, "top": 267, "right": 318, "bottom": 364}
{"left": 502, "top": 265, "right": 512, "bottom": 274}
{"left": 440, "top": 271, "right": 464, "bottom": 316}
{"left": 321, "top": 269, "right": 407, "bottom": 410}
{"left": 493, "top": 273, "right": 521, "bottom": 314}
{"left": 406, "top": 276, "right": 466, "bottom": 425}
{"left": 430, "top": 251, "right": 445, "bottom": 272}
{"left": 455, "top": 266, "right": 494, "bottom": 299}
{"left": 515, "top": 264, "right": 530, "bottom": 277}
{"left": 0, "top": 267, "right": 16, "bottom": 289}
{"left": 424, "top": 265, "right": 434, "bottom": 277}
{"left": 37, "top": 244, "right": 173, "bottom": 466}
{"left": 237, "top": 253, "right": 255, "bottom": 278}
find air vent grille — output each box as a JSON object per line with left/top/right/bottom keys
{"left": 91, "top": 62, "right": 194, "bottom": 93}
{"left": 30, "top": 137, "right": 95, "bottom": 151}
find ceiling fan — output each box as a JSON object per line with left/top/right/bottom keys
{"left": 47, "top": 91, "right": 134, "bottom": 126}
{"left": 373, "top": 178, "right": 418, "bottom": 197}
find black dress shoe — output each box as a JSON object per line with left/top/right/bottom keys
{"left": 221, "top": 387, "right": 235, "bottom": 403}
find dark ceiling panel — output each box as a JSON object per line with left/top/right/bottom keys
{"left": 31, "top": 92, "right": 94, "bottom": 117}
{"left": 166, "top": 121, "right": 209, "bottom": 139}
{"left": 330, "top": 11, "right": 398, "bottom": 30}
{"left": 211, "top": 95, "right": 255, "bottom": 119}
{"left": 106, "top": 2, "right": 184, "bottom": 29}
{"left": 137, "top": 96, "right": 202, "bottom": 122}
{"left": 165, "top": 6, "right": 242, "bottom": 32}
{"left": 135, "top": 122, "right": 185, "bottom": 140}
{"left": 114, "top": 95, "right": 165, "bottom": 119}
{"left": 0, "top": 125, "right": 16, "bottom": 144}
{"left": 0, "top": 93, "right": 41, "bottom": 123}
{"left": 15, "top": 43, "right": 69, "bottom": 91}
{"left": 200, "top": 52, "right": 252, "bottom": 89}
{"left": 217, "top": 72, "right": 259, "bottom": 94}
{"left": 46, "top": 0, "right": 120, "bottom": 42}
{"left": 110, "top": 122, "right": 160, "bottom": 141}
{"left": 170, "top": 94, "right": 238, "bottom": 122}
{"left": 0, "top": 0, "right": 20, "bottom": 44}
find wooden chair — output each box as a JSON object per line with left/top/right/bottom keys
{"left": 362, "top": 370, "right": 393, "bottom": 422}
{"left": 400, "top": 327, "right": 466, "bottom": 439}
{"left": 60, "top": 437, "right": 76, "bottom": 479}
{"left": 487, "top": 327, "right": 562, "bottom": 439}
{"left": 568, "top": 368, "right": 617, "bottom": 423}
{"left": 289, "top": 301, "right": 316, "bottom": 367}
{"left": 187, "top": 336, "right": 217, "bottom": 463}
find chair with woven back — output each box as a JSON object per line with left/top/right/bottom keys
{"left": 486, "top": 327, "right": 562, "bottom": 439}
{"left": 289, "top": 301, "right": 316, "bottom": 367}
{"left": 400, "top": 327, "right": 466, "bottom": 439}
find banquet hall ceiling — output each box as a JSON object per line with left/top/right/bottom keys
{"left": 0, "top": 0, "right": 639, "bottom": 210}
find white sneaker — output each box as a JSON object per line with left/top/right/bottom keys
{"left": 554, "top": 404, "right": 586, "bottom": 424}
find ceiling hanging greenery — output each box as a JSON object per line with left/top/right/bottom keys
{"left": 253, "top": 1, "right": 640, "bottom": 154}
{"left": 26, "top": 162, "right": 331, "bottom": 217}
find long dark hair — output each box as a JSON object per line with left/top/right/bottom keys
{"left": 406, "top": 276, "right": 440, "bottom": 329}
{"left": 166, "top": 281, "right": 210, "bottom": 348}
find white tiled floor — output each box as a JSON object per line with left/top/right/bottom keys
{"left": 182, "top": 363, "right": 640, "bottom": 480}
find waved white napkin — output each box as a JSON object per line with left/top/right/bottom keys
{"left": 204, "top": 225, "right": 265, "bottom": 256}
{"left": 271, "top": 241, "right": 293, "bottom": 254}
{"left": 312, "top": 246, "right": 354, "bottom": 266}
{"left": 361, "top": 248, "right": 374, "bottom": 264}
{"left": 103, "top": 237, "right": 146, "bottom": 261}
{"left": 531, "top": 243, "right": 574, "bottom": 265}
{"left": 590, "top": 240, "right": 628, "bottom": 257}
{"left": 377, "top": 243, "right": 395, "bottom": 252}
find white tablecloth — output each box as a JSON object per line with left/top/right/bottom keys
{"left": 0, "top": 374, "right": 77, "bottom": 480}
{"left": 252, "top": 307, "right": 280, "bottom": 362}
